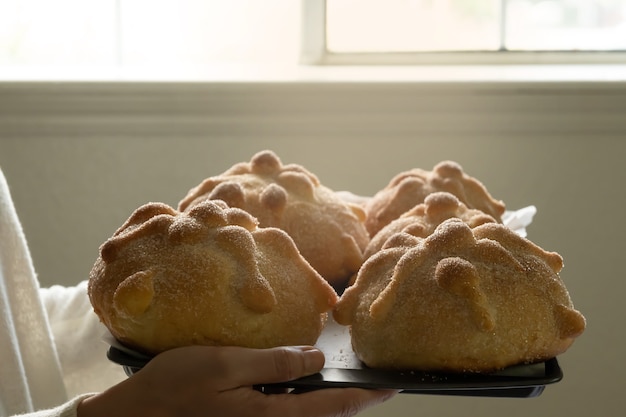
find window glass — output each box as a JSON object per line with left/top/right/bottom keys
{"left": 0, "top": 0, "right": 299, "bottom": 70}
{"left": 326, "top": 0, "right": 626, "bottom": 53}
{"left": 506, "top": 0, "right": 626, "bottom": 51}
{"left": 0, "top": 0, "right": 117, "bottom": 65}
{"left": 327, "top": 0, "right": 501, "bottom": 52}
{"left": 120, "top": 0, "right": 299, "bottom": 66}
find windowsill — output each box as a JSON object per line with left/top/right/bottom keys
{"left": 296, "top": 63, "right": 626, "bottom": 83}
{"left": 3, "top": 63, "right": 626, "bottom": 140}
{"left": 1, "top": 63, "right": 626, "bottom": 84}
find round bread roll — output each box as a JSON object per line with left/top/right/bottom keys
{"left": 364, "top": 161, "right": 506, "bottom": 237}
{"left": 88, "top": 199, "right": 338, "bottom": 355}
{"left": 334, "top": 218, "right": 586, "bottom": 373}
{"left": 364, "top": 191, "right": 497, "bottom": 259}
{"left": 178, "top": 150, "right": 370, "bottom": 290}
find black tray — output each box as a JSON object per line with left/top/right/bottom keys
{"left": 106, "top": 318, "right": 563, "bottom": 398}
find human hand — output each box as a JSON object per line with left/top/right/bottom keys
{"left": 78, "top": 345, "right": 397, "bottom": 417}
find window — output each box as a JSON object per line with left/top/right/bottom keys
{"left": 303, "top": 0, "right": 626, "bottom": 64}
{"left": 2, "top": 0, "right": 626, "bottom": 79}
{"left": 0, "top": 0, "right": 299, "bottom": 75}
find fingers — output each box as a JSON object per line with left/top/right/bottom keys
{"left": 211, "top": 345, "right": 325, "bottom": 389}
{"left": 115, "top": 345, "right": 397, "bottom": 417}
{"left": 263, "top": 387, "right": 399, "bottom": 417}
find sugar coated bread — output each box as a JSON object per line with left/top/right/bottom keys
{"left": 364, "top": 191, "right": 497, "bottom": 259}
{"left": 334, "top": 218, "right": 586, "bottom": 372}
{"left": 88, "top": 199, "right": 338, "bottom": 355}
{"left": 178, "top": 150, "right": 369, "bottom": 289}
{"left": 365, "top": 161, "right": 506, "bottom": 237}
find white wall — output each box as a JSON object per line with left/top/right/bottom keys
{"left": 0, "top": 81, "right": 624, "bottom": 416}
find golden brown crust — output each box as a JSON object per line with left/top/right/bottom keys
{"left": 364, "top": 192, "right": 498, "bottom": 259}
{"left": 87, "top": 152, "right": 584, "bottom": 372}
{"left": 88, "top": 199, "right": 338, "bottom": 355}
{"left": 364, "top": 161, "right": 506, "bottom": 237}
{"left": 178, "top": 150, "right": 369, "bottom": 289}
{"left": 334, "top": 218, "right": 586, "bottom": 373}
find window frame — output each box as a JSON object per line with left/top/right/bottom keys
{"left": 301, "top": 0, "right": 626, "bottom": 66}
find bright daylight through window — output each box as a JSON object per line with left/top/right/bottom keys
{"left": 326, "top": 0, "right": 626, "bottom": 53}
{"left": 0, "top": 0, "right": 299, "bottom": 72}
{"left": 1, "top": 0, "right": 625, "bottom": 77}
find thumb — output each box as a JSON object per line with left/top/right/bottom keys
{"left": 217, "top": 346, "right": 325, "bottom": 389}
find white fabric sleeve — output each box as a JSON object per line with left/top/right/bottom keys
{"left": 0, "top": 168, "right": 68, "bottom": 416}
{"left": 40, "top": 282, "right": 126, "bottom": 398}
{"left": 11, "top": 394, "right": 95, "bottom": 417}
